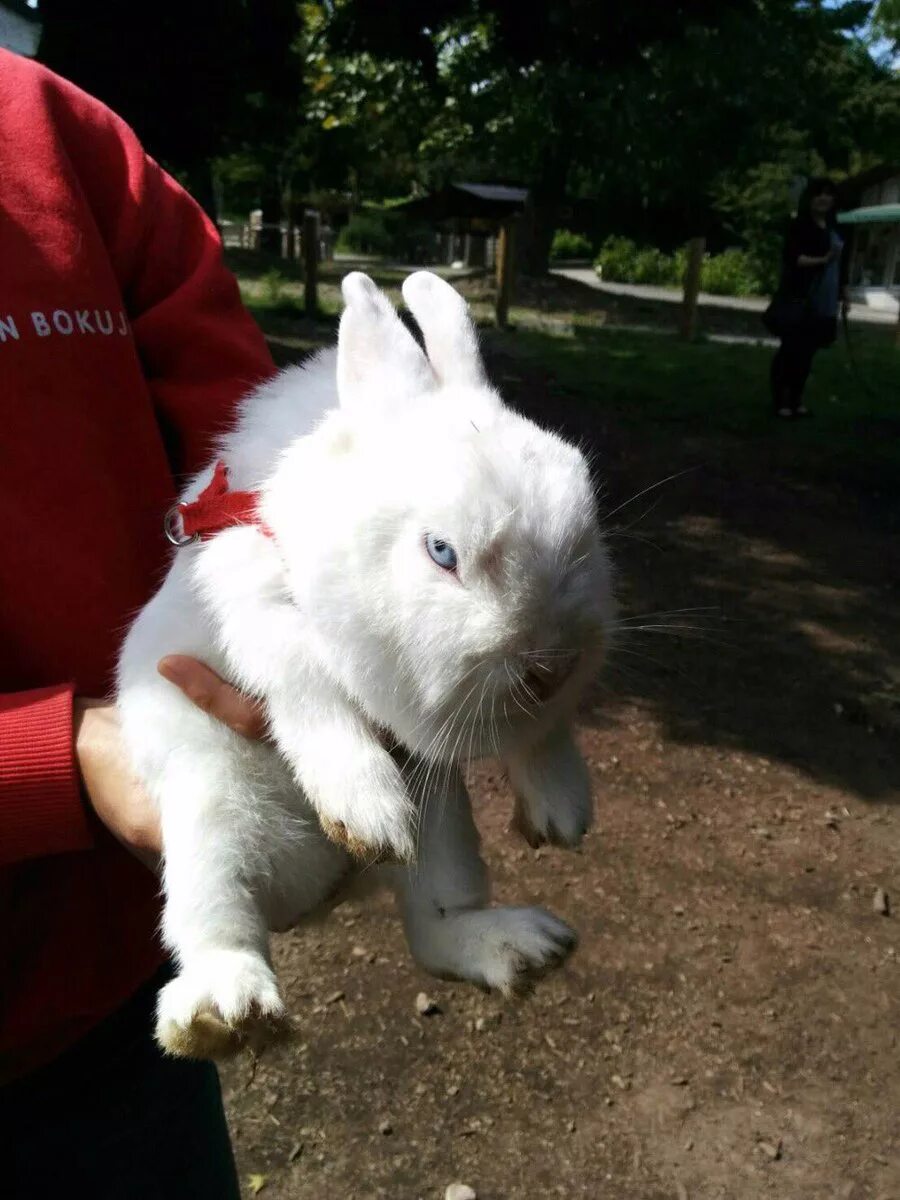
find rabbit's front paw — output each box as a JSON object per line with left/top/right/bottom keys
{"left": 510, "top": 784, "right": 592, "bottom": 849}
{"left": 319, "top": 789, "right": 415, "bottom": 864}
{"left": 506, "top": 734, "right": 593, "bottom": 849}
{"left": 465, "top": 906, "right": 577, "bottom": 996}
{"left": 155, "top": 949, "right": 292, "bottom": 1060}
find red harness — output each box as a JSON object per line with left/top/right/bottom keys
{"left": 164, "top": 461, "right": 272, "bottom": 545}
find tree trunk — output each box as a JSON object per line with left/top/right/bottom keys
{"left": 283, "top": 179, "right": 297, "bottom": 262}
{"left": 522, "top": 135, "right": 573, "bottom": 276}
{"left": 185, "top": 160, "right": 218, "bottom": 225}
{"left": 304, "top": 210, "right": 320, "bottom": 317}
{"left": 679, "top": 237, "right": 706, "bottom": 341}
{"left": 522, "top": 200, "right": 558, "bottom": 276}
{"left": 259, "top": 173, "right": 283, "bottom": 256}
{"left": 495, "top": 220, "right": 516, "bottom": 329}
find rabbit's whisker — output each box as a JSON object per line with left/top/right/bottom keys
{"left": 599, "top": 467, "right": 696, "bottom": 524}
{"left": 612, "top": 606, "right": 721, "bottom": 622}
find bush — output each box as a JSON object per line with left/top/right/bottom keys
{"left": 632, "top": 247, "right": 679, "bottom": 286}
{"left": 700, "top": 247, "right": 763, "bottom": 296}
{"left": 594, "top": 237, "right": 678, "bottom": 286}
{"left": 670, "top": 246, "right": 688, "bottom": 286}
{"left": 255, "top": 269, "right": 300, "bottom": 315}
{"left": 550, "top": 229, "right": 594, "bottom": 260}
{"left": 335, "top": 208, "right": 433, "bottom": 260}
{"left": 336, "top": 210, "right": 398, "bottom": 256}
{"left": 595, "top": 236, "right": 765, "bottom": 296}
{"left": 261, "top": 269, "right": 288, "bottom": 307}
{"left": 594, "top": 235, "right": 641, "bottom": 283}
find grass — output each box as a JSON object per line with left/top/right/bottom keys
{"left": 227, "top": 248, "right": 900, "bottom": 502}
{"left": 228, "top": 248, "right": 473, "bottom": 322}
{"left": 507, "top": 324, "right": 900, "bottom": 493}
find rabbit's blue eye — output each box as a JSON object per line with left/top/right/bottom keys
{"left": 425, "top": 533, "right": 458, "bottom": 572}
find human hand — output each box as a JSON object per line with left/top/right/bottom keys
{"left": 156, "top": 656, "right": 267, "bottom": 739}
{"left": 76, "top": 659, "right": 265, "bottom": 868}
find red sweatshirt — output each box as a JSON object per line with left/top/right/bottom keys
{"left": 0, "top": 50, "right": 275, "bottom": 1081}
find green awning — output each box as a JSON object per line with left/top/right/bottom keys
{"left": 838, "top": 204, "right": 900, "bottom": 225}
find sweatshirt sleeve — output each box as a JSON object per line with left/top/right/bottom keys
{"left": 0, "top": 686, "right": 94, "bottom": 867}
{"left": 44, "top": 66, "right": 276, "bottom": 478}
{"left": 120, "top": 160, "right": 277, "bottom": 477}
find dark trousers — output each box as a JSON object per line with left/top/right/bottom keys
{"left": 770, "top": 330, "right": 819, "bottom": 411}
{"left": 770, "top": 316, "right": 836, "bottom": 412}
{"left": 1, "top": 966, "right": 240, "bottom": 1200}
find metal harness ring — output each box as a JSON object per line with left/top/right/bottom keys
{"left": 163, "top": 504, "right": 199, "bottom": 547}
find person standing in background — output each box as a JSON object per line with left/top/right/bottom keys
{"left": 0, "top": 47, "right": 273, "bottom": 1198}
{"left": 769, "top": 177, "right": 848, "bottom": 419}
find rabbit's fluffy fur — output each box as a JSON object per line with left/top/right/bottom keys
{"left": 117, "top": 271, "right": 614, "bottom": 1059}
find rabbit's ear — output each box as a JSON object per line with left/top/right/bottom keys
{"left": 338, "top": 272, "right": 435, "bottom": 411}
{"left": 401, "top": 271, "right": 487, "bottom": 389}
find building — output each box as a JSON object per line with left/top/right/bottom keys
{"left": 839, "top": 167, "right": 900, "bottom": 316}
{"left": 0, "top": 1, "right": 41, "bottom": 56}
{"left": 397, "top": 182, "right": 529, "bottom": 269}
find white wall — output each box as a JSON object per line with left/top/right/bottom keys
{"left": 0, "top": 6, "right": 41, "bottom": 56}
{"left": 862, "top": 176, "right": 900, "bottom": 206}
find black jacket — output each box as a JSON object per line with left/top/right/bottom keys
{"left": 779, "top": 217, "right": 848, "bottom": 300}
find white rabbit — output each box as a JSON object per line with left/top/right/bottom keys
{"left": 117, "top": 271, "right": 614, "bottom": 1060}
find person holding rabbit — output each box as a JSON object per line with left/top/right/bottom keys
{"left": 0, "top": 48, "right": 271, "bottom": 1199}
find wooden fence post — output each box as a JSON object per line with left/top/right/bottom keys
{"left": 303, "top": 210, "right": 319, "bottom": 317}
{"left": 680, "top": 236, "right": 705, "bottom": 341}
{"left": 495, "top": 219, "right": 516, "bottom": 329}
{"left": 283, "top": 194, "right": 296, "bottom": 263}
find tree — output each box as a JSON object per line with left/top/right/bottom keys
{"left": 212, "top": 0, "right": 436, "bottom": 255}
{"left": 332, "top": 0, "right": 757, "bottom": 271}
{"left": 697, "top": 0, "right": 899, "bottom": 282}
{"left": 589, "top": 0, "right": 899, "bottom": 260}
{"left": 292, "top": 2, "right": 436, "bottom": 202}
{"left": 38, "top": 0, "right": 302, "bottom": 223}
{"left": 872, "top": 0, "right": 900, "bottom": 48}
{"left": 333, "top": 0, "right": 899, "bottom": 273}
{"left": 37, "top": 0, "right": 898, "bottom": 276}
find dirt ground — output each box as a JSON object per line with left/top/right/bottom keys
{"left": 220, "top": 338, "right": 899, "bottom": 1200}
